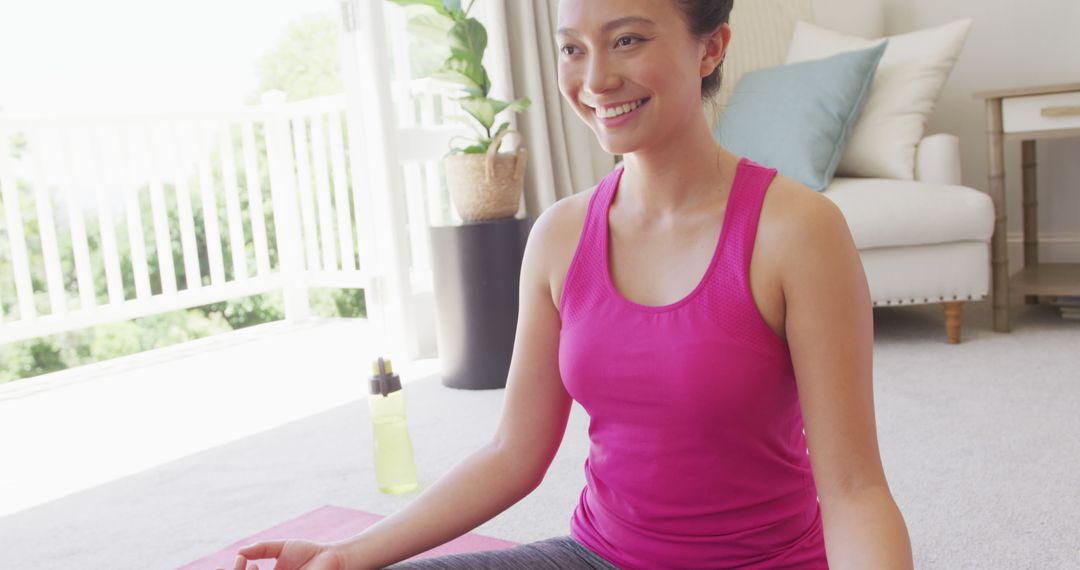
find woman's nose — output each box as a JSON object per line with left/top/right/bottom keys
{"left": 583, "top": 53, "right": 619, "bottom": 96}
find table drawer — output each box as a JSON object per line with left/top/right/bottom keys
{"left": 1002, "top": 90, "right": 1080, "bottom": 133}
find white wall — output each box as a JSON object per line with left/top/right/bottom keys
{"left": 882, "top": 0, "right": 1080, "bottom": 269}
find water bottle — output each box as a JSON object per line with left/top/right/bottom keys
{"left": 368, "top": 357, "right": 419, "bottom": 494}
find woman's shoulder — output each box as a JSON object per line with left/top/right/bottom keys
{"left": 758, "top": 171, "right": 856, "bottom": 289}
{"left": 528, "top": 185, "right": 600, "bottom": 308}
{"left": 532, "top": 185, "right": 597, "bottom": 256}
{"left": 761, "top": 171, "right": 846, "bottom": 238}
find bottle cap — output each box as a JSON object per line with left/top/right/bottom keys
{"left": 370, "top": 357, "right": 402, "bottom": 397}
{"left": 371, "top": 359, "right": 393, "bottom": 375}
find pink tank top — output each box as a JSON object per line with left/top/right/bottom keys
{"left": 559, "top": 157, "right": 828, "bottom": 569}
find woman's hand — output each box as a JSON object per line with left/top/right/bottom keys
{"left": 218, "top": 539, "right": 348, "bottom": 570}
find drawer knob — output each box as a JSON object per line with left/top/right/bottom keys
{"left": 1041, "top": 105, "right": 1080, "bottom": 117}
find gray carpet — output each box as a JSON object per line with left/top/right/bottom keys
{"left": 866, "top": 300, "right": 1080, "bottom": 569}
{"left": 0, "top": 298, "right": 1077, "bottom": 569}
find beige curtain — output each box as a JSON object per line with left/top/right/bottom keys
{"left": 501, "top": 0, "right": 616, "bottom": 222}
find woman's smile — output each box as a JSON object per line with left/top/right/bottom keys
{"left": 592, "top": 97, "right": 652, "bottom": 128}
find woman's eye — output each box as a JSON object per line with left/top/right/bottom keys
{"left": 560, "top": 36, "right": 644, "bottom": 57}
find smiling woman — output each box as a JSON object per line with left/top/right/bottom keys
{"left": 554, "top": 0, "right": 731, "bottom": 154}
{"left": 224, "top": 1, "right": 913, "bottom": 569}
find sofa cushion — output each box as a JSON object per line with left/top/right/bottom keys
{"left": 715, "top": 42, "right": 887, "bottom": 192}
{"left": 822, "top": 178, "right": 994, "bottom": 249}
{"left": 786, "top": 19, "right": 973, "bottom": 180}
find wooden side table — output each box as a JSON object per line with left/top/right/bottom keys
{"left": 974, "top": 82, "right": 1080, "bottom": 332}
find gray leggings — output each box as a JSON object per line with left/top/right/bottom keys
{"left": 383, "top": 535, "right": 620, "bottom": 569}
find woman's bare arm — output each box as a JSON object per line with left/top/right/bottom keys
{"left": 780, "top": 184, "right": 913, "bottom": 569}
{"left": 333, "top": 200, "right": 578, "bottom": 570}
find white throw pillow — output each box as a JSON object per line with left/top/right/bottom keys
{"left": 785, "top": 19, "right": 973, "bottom": 180}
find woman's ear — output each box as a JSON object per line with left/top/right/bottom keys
{"left": 700, "top": 22, "right": 731, "bottom": 78}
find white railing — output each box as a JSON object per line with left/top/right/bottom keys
{"left": 0, "top": 82, "right": 467, "bottom": 347}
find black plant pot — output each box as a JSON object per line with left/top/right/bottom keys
{"left": 428, "top": 217, "right": 530, "bottom": 390}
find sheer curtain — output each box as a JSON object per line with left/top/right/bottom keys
{"left": 499, "top": 0, "right": 616, "bottom": 222}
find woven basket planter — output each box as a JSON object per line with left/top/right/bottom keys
{"left": 444, "top": 129, "right": 527, "bottom": 222}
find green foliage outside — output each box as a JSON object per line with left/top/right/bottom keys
{"left": 0, "top": 13, "right": 370, "bottom": 384}
{"left": 248, "top": 14, "right": 343, "bottom": 104}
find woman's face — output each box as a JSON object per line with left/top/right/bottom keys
{"left": 555, "top": 0, "right": 713, "bottom": 155}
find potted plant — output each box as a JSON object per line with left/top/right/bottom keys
{"left": 387, "top": 0, "right": 531, "bottom": 222}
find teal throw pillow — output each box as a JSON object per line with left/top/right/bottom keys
{"left": 714, "top": 40, "right": 888, "bottom": 192}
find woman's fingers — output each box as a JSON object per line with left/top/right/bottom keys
{"left": 237, "top": 541, "right": 286, "bottom": 560}
{"left": 231, "top": 553, "right": 262, "bottom": 570}
{"left": 232, "top": 541, "right": 281, "bottom": 570}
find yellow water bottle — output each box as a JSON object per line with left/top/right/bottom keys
{"left": 368, "top": 357, "right": 419, "bottom": 494}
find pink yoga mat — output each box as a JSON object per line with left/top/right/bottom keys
{"left": 179, "top": 505, "right": 518, "bottom": 569}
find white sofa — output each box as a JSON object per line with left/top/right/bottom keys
{"left": 709, "top": 0, "right": 995, "bottom": 344}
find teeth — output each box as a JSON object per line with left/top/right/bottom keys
{"left": 597, "top": 98, "right": 645, "bottom": 119}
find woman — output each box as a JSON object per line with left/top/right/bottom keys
{"left": 226, "top": 0, "right": 913, "bottom": 568}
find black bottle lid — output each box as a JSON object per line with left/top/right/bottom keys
{"left": 370, "top": 357, "right": 402, "bottom": 397}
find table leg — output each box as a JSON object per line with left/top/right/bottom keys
{"left": 1021, "top": 140, "right": 1039, "bottom": 305}
{"left": 987, "top": 98, "right": 1010, "bottom": 332}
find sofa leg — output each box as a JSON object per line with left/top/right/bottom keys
{"left": 944, "top": 301, "right": 963, "bottom": 344}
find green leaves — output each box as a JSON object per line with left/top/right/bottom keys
{"left": 406, "top": 13, "right": 453, "bottom": 42}
{"left": 388, "top": 0, "right": 530, "bottom": 154}
{"left": 445, "top": 119, "right": 516, "bottom": 156}
{"left": 448, "top": 134, "right": 489, "bottom": 155}
{"left": 406, "top": 13, "right": 488, "bottom": 96}
{"left": 506, "top": 97, "right": 531, "bottom": 113}
{"left": 457, "top": 97, "right": 504, "bottom": 131}
{"left": 431, "top": 56, "right": 489, "bottom": 95}
{"left": 456, "top": 96, "right": 531, "bottom": 131}
{"left": 448, "top": 18, "right": 486, "bottom": 61}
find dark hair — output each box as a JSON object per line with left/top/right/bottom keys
{"left": 672, "top": 0, "right": 734, "bottom": 100}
